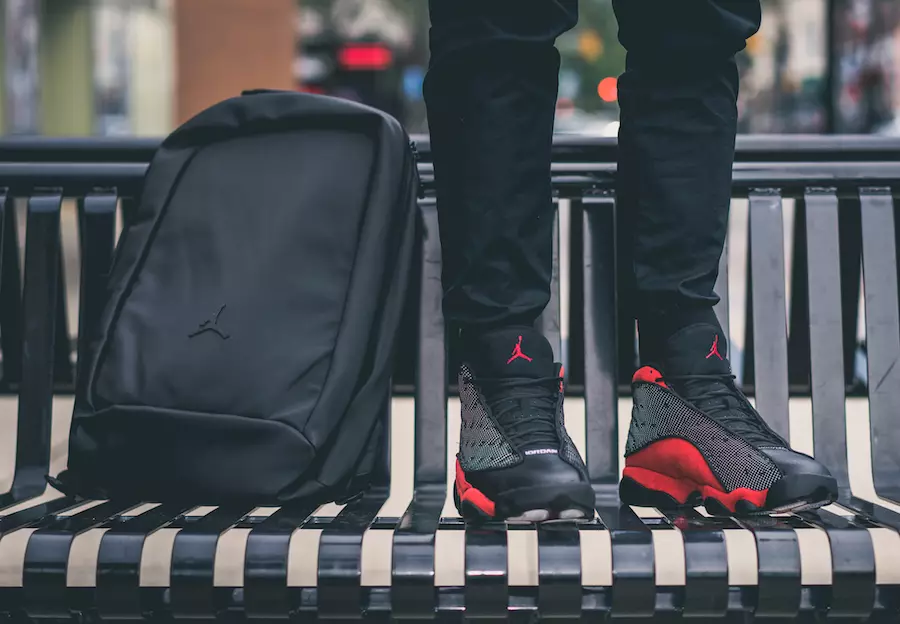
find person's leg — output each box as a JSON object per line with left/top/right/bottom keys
{"left": 615, "top": 0, "right": 838, "bottom": 514}
{"left": 425, "top": 0, "right": 573, "bottom": 332}
{"left": 614, "top": 0, "right": 755, "bottom": 347}
{"left": 425, "top": 0, "right": 594, "bottom": 522}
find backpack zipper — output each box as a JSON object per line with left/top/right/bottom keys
{"left": 409, "top": 140, "right": 425, "bottom": 199}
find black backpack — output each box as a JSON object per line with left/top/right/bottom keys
{"left": 54, "top": 91, "right": 419, "bottom": 506}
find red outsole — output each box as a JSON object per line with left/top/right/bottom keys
{"left": 623, "top": 438, "right": 769, "bottom": 513}
{"left": 455, "top": 459, "right": 497, "bottom": 517}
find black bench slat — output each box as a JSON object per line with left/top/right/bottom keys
{"left": 804, "top": 185, "right": 886, "bottom": 618}
{"left": 748, "top": 189, "right": 791, "bottom": 440}
{"left": 787, "top": 199, "right": 812, "bottom": 388}
{"left": 661, "top": 508, "right": 732, "bottom": 618}
{"left": 631, "top": 510, "right": 678, "bottom": 620}
{"left": 391, "top": 489, "right": 445, "bottom": 618}
{"left": 804, "top": 189, "right": 852, "bottom": 493}
{"left": 828, "top": 505, "right": 883, "bottom": 529}
{"left": 388, "top": 199, "right": 447, "bottom": 619}
{"left": 847, "top": 497, "right": 900, "bottom": 532}
{"left": 612, "top": 176, "right": 637, "bottom": 392}
{"left": 539, "top": 207, "right": 563, "bottom": 361}
{"left": 837, "top": 197, "right": 864, "bottom": 389}
{"left": 243, "top": 503, "right": 319, "bottom": 618}
{"left": 714, "top": 229, "right": 731, "bottom": 346}
{"left": 734, "top": 514, "right": 803, "bottom": 618}
{"left": 0, "top": 496, "right": 82, "bottom": 535}
{"left": 316, "top": 489, "right": 389, "bottom": 619}
{"left": 859, "top": 188, "right": 900, "bottom": 502}
{"left": 581, "top": 196, "right": 619, "bottom": 486}
{"left": 535, "top": 206, "right": 584, "bottom": 619}
{"left": 583, "top": 195, "right": 656, "bottom": 618}
{"left": 798, "top": 508, "right": 878, "bottom": 618}
{"left": 846, "top": 499, "right": 900, "bottom": 617}
{"left": 169, "top": 505, "right": 256, "bottom": 618}
{"left": 390, "top": 200, "right": 447, "bottom": 619}
{"left": 0, "top": 191, "right": 23, "bottom": 391}
{"left": 21, "top": 499, "right": 136, "bottom": 617}
{"left": 52, "top": 219, "right": 72, "bottom": 387}
{"left": 412, "top": 200, "right": 448, "bottom": 487}
{"left": 6, "top": 195, "right": 63, "bottom": 506}
{"left": 536, "top": 523, "right": 582, "bottom": 618}
{"left": 95, "top": 503, "right": 192, "bottom": 619}
{"left": 800, "top": 506, "right": 869, "bottom": 529}
{"left": 464, "top": 521, "right": 509, "bottom": 618}
{"left": 594, "top": 505, "right": 655, "bottom": 618}
{"left": 76, "top": 193, "right": 117, "bottom": 383}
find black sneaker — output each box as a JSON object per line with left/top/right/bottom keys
{"left": 619, "top": 323, "right": 838, "bottom": 515}
{"left": 453, "top": 327, "right": 595, "bottom": 522}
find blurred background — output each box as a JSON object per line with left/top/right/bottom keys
{"left": 0, "top": 0, "right": 898, "bottom": 138}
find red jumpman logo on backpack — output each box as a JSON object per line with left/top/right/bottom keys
{"left": 507, "top": 335, "right": 533, "bottom": 364}
{"left": 706, "top": 334, "right": 723, "bottom": 360}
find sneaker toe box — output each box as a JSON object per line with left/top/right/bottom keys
{"left": 761, "top": 447, "right": 839, "bottom": 507}
{"left": 762, "top": 447, "right": 835, "bottom": 479}
{"left": 466, "top": 452, "right": 592, "bottom": 504}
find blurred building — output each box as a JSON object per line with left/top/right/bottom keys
{"left": 173, "top": 0, "right": 295, "bottom": 127}
{"left": 1, "top": 0, "right": 898, "bottom": 137}
{"left": 832, "top": 0, "right": 900, "bottom": 134}
{"left": 1, "top": 0, "right": 295, "bottom": 136}
{"left": 738, "top": 0, "right": 830, "bottom": 133}
{"left": 1, "top": 0, "right": 170, "bottom": 136}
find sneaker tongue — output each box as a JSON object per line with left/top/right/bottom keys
{"left": 663, "top": 323, "right": 732, "bottom": 377}
{"left": 464, "top": 327, "right": 556, "bottom": 379}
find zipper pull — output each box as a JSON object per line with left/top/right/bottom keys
{"left": 409, "top": 140, "right": 425, "bottom": 199}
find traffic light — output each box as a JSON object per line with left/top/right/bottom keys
{"left": 298, "top": 35, "right": 404, "bottom": 120}
{"left": 338, "top": 43, "right": 394, "bottom": 71}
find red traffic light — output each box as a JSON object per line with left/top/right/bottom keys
{"left": 338, "top": 44, "right": 393, "bottom": 71}
{"left": 597, "top": 77, "right": 618, "bottom": 102}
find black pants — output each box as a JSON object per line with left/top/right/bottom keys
{"left": 425, "top": 0, "right": 762, "bottom": 342}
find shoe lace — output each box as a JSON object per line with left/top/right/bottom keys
{"left": 663, "top": 373, "right": 787, "bottom": 447}
{"left": 477, "top": 376, "right": 561, "bottom": 448}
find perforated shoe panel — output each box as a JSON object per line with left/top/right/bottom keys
{"left": 557, "top": 401, "right": 588, "bottom": 477}
{"left": 457, "top": 365, "right": 521, "bottom": 472}
{"left": 626, "top": 383, "right": 784, "bottom": 492}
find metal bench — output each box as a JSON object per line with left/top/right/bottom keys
{"left": 1, "top": 135, "right": 899, "bottom": 621}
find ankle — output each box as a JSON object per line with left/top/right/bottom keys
{"left": 637, "top": 307, "right": 723, "bottom": 365}
{"left": 459, "top": 325, "right": 556, "bottom": 378}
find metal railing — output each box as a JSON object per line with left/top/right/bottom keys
{"left": 1, "top": 135, "right": 898, "bottom": 396}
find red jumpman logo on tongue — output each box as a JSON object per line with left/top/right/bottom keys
{"left": 706, "top": 334, "right": 723, "bottom": 360}
{"left": 507, "top": 335, "right": 533, "bottom": 364}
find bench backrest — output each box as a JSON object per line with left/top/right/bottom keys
{"left": 1, "top": 135, "right": 899, "bottom": 506}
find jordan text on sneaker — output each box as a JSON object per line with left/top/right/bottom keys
{"left": 620, "top": 323, "right": 838, "bottom": 515}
